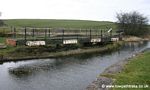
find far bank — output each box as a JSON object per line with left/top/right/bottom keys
{"left": 0, "top": 41, "right": 123, "bottom": 63}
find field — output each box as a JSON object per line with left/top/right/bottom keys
{"left": 3, "top": 19, "right": 116, "bottom": 29}
{"left": 0, "top": 19, "right": 117, "bottom": 44}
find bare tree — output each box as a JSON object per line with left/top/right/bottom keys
{"left": 116, "top": 11, "right": 149, "bottom": 36}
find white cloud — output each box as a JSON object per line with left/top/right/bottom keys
{"left": 0, "top": 0, "right": 149, "bottom": 22}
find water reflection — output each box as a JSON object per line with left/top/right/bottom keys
{"left": 8, "top": 52, "right": 113, "bottom": 79}
{"left": 8, "top": 41, "right": 149, "bottom": 78}
{"left": 122, "top": 41, "right": 148, "bottom": 51}
{"left": 8, "top": 59, "right": 59, "bottom": 77}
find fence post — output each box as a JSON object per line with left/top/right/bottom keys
{"left": 62, "top": 29, "right": 64, "bottom": 43}
{"left": 10, "top": 26, "right": 13, "bottom": 38}
{"left": 24, "top": 27, "right": 27, "bottom": 43}
{"left": 48, "top": 28, "right": 51, "bottom": 38}
{"left": 76, "top": 29, "right": 78, "bottom": 40}
{"left": 101, "top": 30, "right": 103, "bottom": 42}
{"left": 110, "top": 30, "right": 112, "bottom": 40}
{"left": 45, "top": 29, "right": 47, "bottom": 41}
{"left": 13, "top": 27, "right": 16, "bottom": 38}
{"left": 25, "top": 27, "right": 27, "bottom": 41}
{"left": 32, "top": 28, "right": 35, "bottom": 37}
{"left": 90, "top": 29, "right": 91, "bottom": 40}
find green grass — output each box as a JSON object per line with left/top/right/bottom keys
{"left": 3, "top": 19, "right": 116, "bottom": 29}
{"left": 112, "top": 51, "right": 150, "bottom": 90}
{"left": 0, "top": 46, "right": 17, "bottom": 54}
{"left": 0, "top": 37, "right": 5, "bottom": 43}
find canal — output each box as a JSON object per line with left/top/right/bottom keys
{"left": 0, "top": 41, "right": 150, "bottom": 90}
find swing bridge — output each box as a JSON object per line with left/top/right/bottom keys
{"left": 5, "top": 27, "right": 122, "bottom": 46}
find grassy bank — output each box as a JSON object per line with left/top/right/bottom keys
{"left": 0, "top": 42, "right": 123, "bottom": 62}
{"left": 112, "top": 51, "right": 150, "bottom": 90}
{"left": 97, "top": 51, "right": 150, "bottom": 90}
{"left": 86, "top": 49, "right": 150, "bottom": 90}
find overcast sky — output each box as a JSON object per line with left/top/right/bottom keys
{"left": 0, "top": 0, "right": 150, "bottom": 22}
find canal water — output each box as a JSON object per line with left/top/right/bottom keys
{"left": 0, "top": 41, "right": 150, "bottom": 90}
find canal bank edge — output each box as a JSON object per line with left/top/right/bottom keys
{"left": 1, "top": 35, "right": 149, "bottom": 63}
{"left": 86, "top": 47, "right": 150, "bottom": 90}
{"left": 0, "top": 41, "right": 123, "bottom": 63}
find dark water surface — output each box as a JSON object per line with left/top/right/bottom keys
{"left": 0, "top": 41, "right": 150, "bottom": 90}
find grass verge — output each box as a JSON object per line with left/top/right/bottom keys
{"left": 112, "top": 51, "right": 150, "bottom": 90}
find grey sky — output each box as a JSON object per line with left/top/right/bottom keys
{"left": 0, "top": 0, "right": 150, "bottom": 22}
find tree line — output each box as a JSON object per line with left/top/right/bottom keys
{"left": 116, "top": 11, "right": 149, "bottom": 36}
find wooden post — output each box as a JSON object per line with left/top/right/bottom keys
{"left": 10, "top": 26, "right": 13, "bottom": 38}
{"left": 110, "top": 30, "right": 112, "bottom": 39}
{"left": 36, "top": 28, "right": 38, "bottom": 37}
{"left": 90, "top": 29, "right": 91, "bottom": 40}
{"left": 45, "top": 29, "right": 47, "bottom": 40}
{"left": 62, "top": 29, "right": 64, "bottom": 42}
{"left": 32, "top": 28, "right": 35, "bottom": 37}
{"left": 76, "top": 30, "right": 78, "bottom": 40}
{"left": 48, "top": 28, "right": 51, "bottom": 37}
{"left": 13, "top": 27, "right": 16, "bottom": 38}
{"left": 13, "top": 27, "right": 14, "bottom": 38}
{"left": 24, "top": 27, "right": 27, "bottom": 42}
{"left": 119, "top": 32, "right": 121, "bottom": 40}
{"left": 86, "top": 29, "right": 87, "bottom": 36}
{"left": 101, "top": 30, "right": 103, "bottom": 42}
{"left": 98, "top": 29, "right": 99, "bottom": 38}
